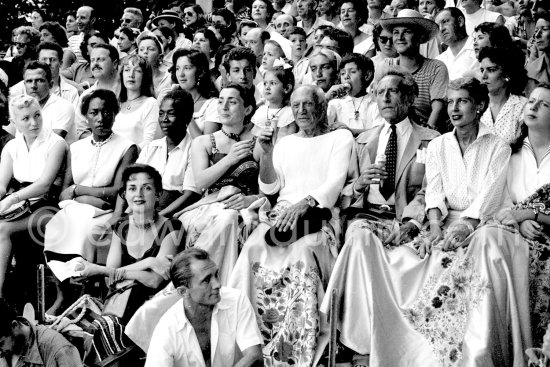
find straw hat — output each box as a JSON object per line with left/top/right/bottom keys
{"left": 152, "top": 10, "right": 184, "bottom": 28}
{"left": 380, "top": 9, "right": 439, "bottom": 44}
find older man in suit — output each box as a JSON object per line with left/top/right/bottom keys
{"left": 321, "top": 67, "right": 439, "bottom": 367}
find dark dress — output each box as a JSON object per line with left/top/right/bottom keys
{"left": 207, "top": 133, "right": 259, "bottom": 195}
{"left": 113, "top": 215, "right": 183, "bottom": 323}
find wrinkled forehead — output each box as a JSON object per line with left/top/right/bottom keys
{"left": 190, "top": 259, "right": 218, "bottom": 281}
{"left": 377, "top": 75, "right": 403, "bottom": 91}
{"left": 275, "top": 14, "right": 293, "bottom": 24}
{"left": 291, "top": 88, "right": 316, "bottom": 104}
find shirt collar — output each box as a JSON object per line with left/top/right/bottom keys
{"left": 175, "top": 288, "right": 231, "bottom": 333}
{"left": 150, "top": 135, "right": 190, "bottom": 150}
{"left": 448, "top": 121, "right": 493, "bottom": 142}
{"left": 382, "top": 117, "right": 411, "bottom": 136}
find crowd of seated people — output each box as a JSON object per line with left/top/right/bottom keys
{"left": 0, "top": 0, "right": 550, "bottom": 366}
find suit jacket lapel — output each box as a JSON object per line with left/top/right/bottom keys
{"left": 396, "top": 125, "right": 420, "bottom": 185}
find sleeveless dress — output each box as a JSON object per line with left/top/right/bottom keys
{"left": 179, "top": 133, "right": 260, "bottom": 285}
{"left": 83, "top": 216, "right": 183, "bottom": 367}
{"left": 207, "top": 133, "right": 259, "bottom": 195}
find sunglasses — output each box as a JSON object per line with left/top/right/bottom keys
{"left": 378, "top": 36, "right": 393, "bottom": 44}
{"left": 14, "top": 42, "right": 28, "bottom": 47}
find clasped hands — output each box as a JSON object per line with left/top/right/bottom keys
{"left": 495, "top": 208, "right": 542, "bottom": 240}
{"left": 417, "top": 221, "right": 472, "bottom": 259}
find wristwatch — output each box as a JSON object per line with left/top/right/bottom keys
{"left": 305, "top": 195, "right": 317, "bottom": 208}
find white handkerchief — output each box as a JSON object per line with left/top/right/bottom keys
{"left": 47, "top": 257, "right": 85, "bottom": 282}
{"left": 416, "top": 148, "right": 427, "bottom": 164}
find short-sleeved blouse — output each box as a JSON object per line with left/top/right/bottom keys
{"left": 70, "top": 133, "right": 134, "bottom": 187}
{"left": 251, "top": 105, "right": 294, "bottom": 133}
{"left": 480, "top": 94, "right": 527, "bottom": 144}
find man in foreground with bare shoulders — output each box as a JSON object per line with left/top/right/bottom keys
{"left": 145, "top": 248, "right": 263, "bottom": 367}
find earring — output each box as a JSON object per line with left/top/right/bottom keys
{"left": 505, "top": 77, "right": 510, "bottom": 82}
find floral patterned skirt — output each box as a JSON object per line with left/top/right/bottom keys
{"left": 228, "top": 201, "right": 339, "bottom": 367}
{"left": 321, "top": 220, "right": 531, "bottom": 367}
{"left": 526, "top": 234, "right": 550, "bottom": 345}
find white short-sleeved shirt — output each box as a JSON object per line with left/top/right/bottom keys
{"left": 435, "top": 36, "right": 479, "bottom": 80}
{"left": 327, "top": 94, "right": 384, "bottom": 130}
{"left": 42, "top": 94, "right": 76, "bottom": 144}
{"left": 113, "top": 96, "right": 161, "bottom": 147}
{"left": 70, "top": 133, "right": 134, "bottom": 187}
{"left": 145, "top": 287, "right": 262, "bottom": 367}
{"left": 193, "top": 98, "right": 219, "bottom": 133}
{"left": 5, "top": 129, "right": 65, "bottom": 200}
{"left": 251, "top": 105, "right": 294, "bottom": 133}
{"left": 137, "top": 135, "right": 198, "bottom": 193}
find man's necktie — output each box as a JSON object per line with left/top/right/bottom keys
{"left": 380, "top": 124, "right": 397, "bottom": 201}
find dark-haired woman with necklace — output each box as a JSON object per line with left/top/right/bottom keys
{"left": 68, "top": 164, "right": 183, "bottom": 364}
{"left": 178, "top": 84, "right": 261, "bottom": 285}
{"left": 168, "top": 48, "right": 221, "bottom": 137}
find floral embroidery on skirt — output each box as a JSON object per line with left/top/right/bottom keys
{"left": 253, "top": 260, "right": 321, "bottom": 366}
{"left": 403, "top": 251, "right": 490, "bottom": 366}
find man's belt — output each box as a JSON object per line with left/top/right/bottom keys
{"left": 344, "top": 203, "right": 397, "bottom": 222}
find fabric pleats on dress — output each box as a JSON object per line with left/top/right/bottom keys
{"left": 322, "top": 218, "right": 531, "bottom": 367}
{"left": 179, "top": 202, "right": 256, "bottom": 285}
{"left": 228, "top": 219, "right": 338, "bottom": 367}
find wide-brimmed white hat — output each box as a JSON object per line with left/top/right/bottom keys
{"left": 380, "top": 9, "right": 439, "bottom": 44}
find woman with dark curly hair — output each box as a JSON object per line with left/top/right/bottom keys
{"left": 192, "top": 27, "right": 220, "bottom": 71}
{"left": 251, "top": 0, "right": 275, "bottom": 31}
{"left": 340, "top": 0, "right": 376, "bottom": 57}
{"left": 39, "top": 21, "right": 77, "bottom": 70}
{"left": 478, "top": 46, "right": 527, "bottom": 143}
{"left": 168, "top": 48, "right": 221, "bottom": 136}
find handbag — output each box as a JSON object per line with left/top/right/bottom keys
{"left": 264, "top": 206, "right": 332, "bottom": 247}
{"left": 102, "top": 279, "right": 138, "bottom": 319}
{"left": 0, "top": 200, "right": 30, "bottom": 221}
